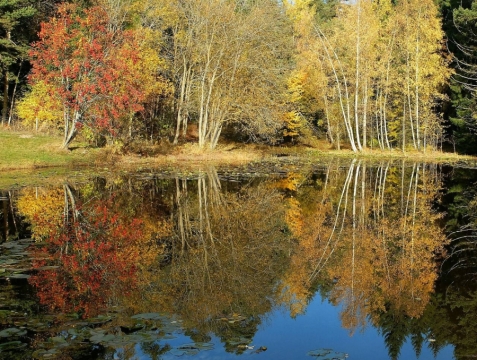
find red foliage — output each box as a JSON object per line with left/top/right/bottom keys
{"left": 29, "top": 3, "right": 148, "bottom": 137}
{"left": 29, "top": 198, "right": 143, "bottom": 317}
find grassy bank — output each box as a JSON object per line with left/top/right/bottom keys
{"left": 1, "top": 128, "right": 477, "bottom": 173}
{"left": 0, "top": 130, "right": 104, "bottom": 170}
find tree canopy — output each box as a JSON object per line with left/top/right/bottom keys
{"left": 2, "top": 0, "right": 476, "bottom": 153}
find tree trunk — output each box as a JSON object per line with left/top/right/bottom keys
{"left": 415, "top": 31, "right": 421, "bottom": 151}
{"left": 8, "top": 62, "right": 22, "bottom": 126}
{"left": 2, "top": 70, "right": 8, "bottom": 125}
{"left": 362, "top": 79, "right": 367, "bottom": 149}
{"left": 316, "top": 26, "right": 357, "bottom": 152}
{"left": 62, "top": 111, "right": 80, "bottom": 149}
{"left": 354, "top": 0, "right": 363, "bottom": 151}
{"left": 402, "top": 97, "right": 406, "bottom": 152}
{"left": 174, "top": 60, "right": 189, "bottom": 144}
{"left": 324, "top": 95, "right": 334, "bottom": 144}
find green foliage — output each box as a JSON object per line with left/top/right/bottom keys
{"left": 310, "top": 0, "right": 339, "bottom": 23}
{"left": 433, "top": 0, "right": 477, "bottom": 153}
{"left": 0, "top": 0, "right": 36, "bottom": 122}
{"left": 0, "top": 0, "right": 36, "bottom": 69}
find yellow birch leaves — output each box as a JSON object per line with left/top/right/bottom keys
{"left": 286, "top": 0, "right": 451, "bottom": 151}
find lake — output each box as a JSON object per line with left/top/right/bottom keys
{"left": 0, "top": 159, "right": 476, "bottom": 360}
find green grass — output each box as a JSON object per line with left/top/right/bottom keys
{"left": 0, "top": 129, "right": 103, "bottom": 170}
{"left": 2, "top": 127, "right": 477, "bottom": 175}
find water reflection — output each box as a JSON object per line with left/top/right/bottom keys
{"left": 280, "top": 161, "right": 446, "bottom": 329}
{"left": 433, "top": 167, "right": 477, "bottom": 360}
{"left": 0, "top": 191, "right": 24, "bottom": 243}
{"left": 0, "top": 161, "right": 471, "bottom": 359}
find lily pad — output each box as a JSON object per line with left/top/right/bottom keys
{"left": 34, "top": 348, "right": 58, "bottom": 359}
{"left": 161, "top": 322, "right": 183, "bottom": 333}
{"left": 181, "top": 348, "right": 199, "bottom": 355}
{"left": 50, "top": 336, "right": 68, "bottom": 344}
{"left": 86, "top": 315, "right": 112, "bottom": 324}
{"left": 131, "top": 313, "right": 162, "bottom": 320}
{"left": 194, "top": 342, "right": 214, "bottom": 350}
{"left": 0, "top": 327, "right": 27, "bottom": 338}
{"left": 307, "top": 349, "right": 331, "bottom": 357}
{"left": 7, "top": 274, "right": 30, "bottom": 279}
{"left": 0, "top": 341, "right": 27, "bottom": 351}
{"left": 32, "top": 349, "right": 50, "bottom": 359}
{"left": 25, "top": 320, "right": 49, "bottom": 332}
{"left": 228, "top": 337, "right": 252, "bottom": 346}
{"left": 307, "top": 348, "right": 348, "bottom": 359}
{"left": 171, "top": 344, "right": 201, "bottom": 356}
{"left": 89, "top": 333, "right": 116, "bottom": 344}
{"left": 67, "top": 328, "right": 79, "bottom": 336}
{"left": 170, "top": 348, "right": 186, "bottom": 356}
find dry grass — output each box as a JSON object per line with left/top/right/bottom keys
{"left": 116, "top": 142, "right": 270, "bottom": 168}
{"left": 302, "top": 147, "right": 477, "bottom": 165}
{"left": 1, "top": 127, "right": 477, "bottom": 175}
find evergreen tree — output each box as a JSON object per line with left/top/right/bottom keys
{"left": 448, "top": 1, "right": 477, "bottom": 153}
{"left": 0, "top": 0, "right": 36, "bottom": 124}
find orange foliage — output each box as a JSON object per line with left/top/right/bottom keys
{"left": 26, "top": 192, "right": 166, "bottom": 317}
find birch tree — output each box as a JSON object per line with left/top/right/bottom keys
{"left": 394, "top": 0, "right": 451, "bottom": 151}
{"left": 287, "top": 0, "right": 450, "bottom": 152}
{"left": 169, "top": 0, "right": 293, "bottom": 149}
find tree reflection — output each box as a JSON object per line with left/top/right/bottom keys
{"left": 14, "top": 169, "right": 292, "bottom": 349}
{"left": 10, "top": 163, "right": 454, "bottom": 359}
{"left": 0, "top": 190, "right": 25, "bottom": 242}
{"left": 19, "top": 185, "right": 147, "bottom": 317}
{"left": 141, "top": 167, "right": 291, "bottom": 352}
{"left": 425, "top": 173, "right": 477, "bottom": 360}
{"left": 278, "top": 160, "right": 447, "bottom": 343}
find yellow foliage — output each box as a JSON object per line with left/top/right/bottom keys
{"left": 16, "top": 81, "right": 62, "bottom": 130}
{"left": 283, "top": 111, "right": 307, "bottom": 138}
{"left": 16, "top": 187, "right": 65, "bottom": 241}
{"left": 275, "top": 172, "right": 305, "bottom": 191}
{"left": 285, "top": 197, "right": 304, "bottom": 238}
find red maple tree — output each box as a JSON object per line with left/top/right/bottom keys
{"left": 29, "top": 3, "right": 148, "bottom": 148}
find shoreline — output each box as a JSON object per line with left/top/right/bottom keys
{"left": 1, "top": 129, "right": 477, "bottom": 174}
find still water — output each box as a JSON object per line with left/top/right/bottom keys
{"left": 0, "top": 160, "right": 476, "bottom": 360}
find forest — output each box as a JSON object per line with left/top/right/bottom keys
{"left": 1, "top": 0, "right": 477, "bottom": 154}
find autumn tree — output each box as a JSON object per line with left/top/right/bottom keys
{"left": 284, "top": 0, "right": 329, "bottom": 143}
{"left": 287, "top": 0, "right": 450, "bottom": 152}
{"left": 15, "top": 81, "right": 62, "bottom": 131}
{"left": 26, "top": 3, "right": 167, "bottom": 148}
{"left": 395, "top": 0, "right": 451, "bottom": 151}
{"left": 166, "top": 0, "right": 293, "bottom": 148}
